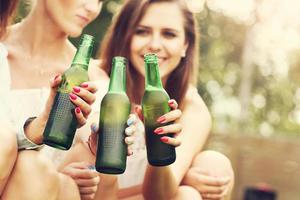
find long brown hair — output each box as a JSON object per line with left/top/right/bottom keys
{"left": 0, "top": 0, "right": 18, "bottom": 38}
{"left": 99, "top": 0, "right": 199, "bottom": 107}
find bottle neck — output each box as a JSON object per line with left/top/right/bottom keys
{"left": 108, "top": 62, "right": 126, "bottom": 93}
{"left": 71, "top": 38, "right": 94, "bottom": 70}
{"left": 145, "top": 62, "right": 163, "bottom": 89}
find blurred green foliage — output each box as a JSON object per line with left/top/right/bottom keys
{"left": 197, "top": 6, "right": 300, "bottom": 137}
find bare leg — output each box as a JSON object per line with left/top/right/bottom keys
{"left": 2, "top": 151, "right": 60, "bottom": 200}
{"left": 94, "top": 174, "right": 119, "bottom": 200}
{"left": 0, "top": 122, "right": 17, "bottom": 195}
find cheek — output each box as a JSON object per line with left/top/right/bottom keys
{"left": 168, "top": 40, "right": 185, "bottom": 55}
{"left": 131, "top": 36, "right": 150, "bottom": 52}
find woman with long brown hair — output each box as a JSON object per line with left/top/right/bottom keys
{"left": 99, "top": 0, "right": 234, "bottom": 199}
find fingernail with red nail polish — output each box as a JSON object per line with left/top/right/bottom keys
{"left": 75, "top": 107, "right": 81, "bottom": 114}
{"left": 157, "top": 116, "right": 166, "bottom": 123}
{"left": 154, "top": 128, "right": 163, "bottom": 134}
{"left": 161, "top": 137, "right": 169, "bottom": 142}
{"left": 69, "top": 93, "right": 77, "bottom": 100}
{"left": 73, "top": 87, "right": 80, "bottom": 93}
{"left": 81, "top": 83, "right": 88, "bottom": 88}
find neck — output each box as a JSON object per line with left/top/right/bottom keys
{"left": 130, "top": 73, "right": 144, "bottom": 105}
{"left": 11, "top": 2, "right": 75, "bottom": 58}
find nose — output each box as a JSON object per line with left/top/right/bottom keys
{"left": 148, "top": 33, "right": 163, "bottom": 52}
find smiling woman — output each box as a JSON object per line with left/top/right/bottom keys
{"left": 99, "top": 0, "right": 234, "bottom": 199}
{"left": 129, "top": 2, "right": 188, "bottom": 82}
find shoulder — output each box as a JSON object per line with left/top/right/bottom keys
{"left": 182, "top": 85, "right": 211, "bottom": 120}
{"left": 184, "top": 85, "right": 205, "bottom": 107}
{"left": 1, "top": 24, "right": 24, "bottom": 59}
{"left": 88, "top": 59, "right": 109, "bottom": 82}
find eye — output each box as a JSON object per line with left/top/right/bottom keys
{"left": 162, "top": 30, "right": 177, "bottom": 39}
{"left": 134, "top": 27, "right": 150, "bottom": 36}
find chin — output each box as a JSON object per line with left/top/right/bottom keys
{"left": 67, "top": 27, "right": 83, "bottom": 38}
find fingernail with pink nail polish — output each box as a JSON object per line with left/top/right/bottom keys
{"left": 154, "top": 128, "right": 164, "bottom": 134}
{"left": 157, "top": 116, "right": 166, "bottom": 123}
{"left": 69, "top": 93, "right": 77, "bottom": 100}
{"left": 81, "top": 83, "right": 88, "bottom": 88}
{"left": 73, "top": 87, "right": 80, "bottom": 93}
{"left": 75, "top": 107, "right": 81, "bottom": 114}
{"left": 160, "top": 137, "right": 169, "bottom": 142}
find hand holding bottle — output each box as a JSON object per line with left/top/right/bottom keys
{"left": 42, "top": 75, "right": 98, "bottom": 128}
{"left": 43, "top": 34, "right": 95, "bottom": 150}
{"left": 136, "top": 99, "right": 182, "bottom": 147}
{"left": 88, "top": 113, "right": 137, "bottom": 157}
{"left": 23, "top": 75, "right": 98, "bottom": 145}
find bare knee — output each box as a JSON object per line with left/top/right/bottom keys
{"left": 3, "top": 151, "right": 60, "bottom": 200}
{"left": 17, "top": 151, "right": 59, "bottom": 186}
{"left": 194, "top": 151, "right": 234, "bottom": 195}
{"left": 193, "top": 150, "right": 234, "bottom": 177}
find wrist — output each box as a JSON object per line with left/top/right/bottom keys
{"left": 24, "top": 115, "right": 46, "bottom": 145}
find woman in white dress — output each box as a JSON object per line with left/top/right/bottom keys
{"left": 0, "top": 0, "right": 136, "bottom": 199}
{"left": 98, "top": 0, "right": 234, "bottom": 199}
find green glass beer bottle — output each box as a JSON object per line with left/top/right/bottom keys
{"left": 142, "top": 53, "right": 176, "bottom": 166}
{"left": 43, "top": 34, "right": 94, "bottom": 150}
{"left": 95, "top": 56, "right": 131, "bottom": 174}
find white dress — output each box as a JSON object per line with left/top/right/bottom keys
{"left": 0, "top": 43, "right": 148, "bottom": 187}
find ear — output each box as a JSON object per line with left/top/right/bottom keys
{"left": 181, "top": 42, "right": 189, "bottom": 57}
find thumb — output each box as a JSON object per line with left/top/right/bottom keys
{"left": 43, "top": 75, "right": 62, "bottom": 117}
{"left": 49, "top": 74, "right": 62, "bottom": 96}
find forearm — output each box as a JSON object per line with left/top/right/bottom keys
{"left": 143, "top": 165, "right": 179, "bottom": 200}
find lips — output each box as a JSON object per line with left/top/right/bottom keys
{"left": 76, "top": 15, "right": 89, "bottom": 25}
